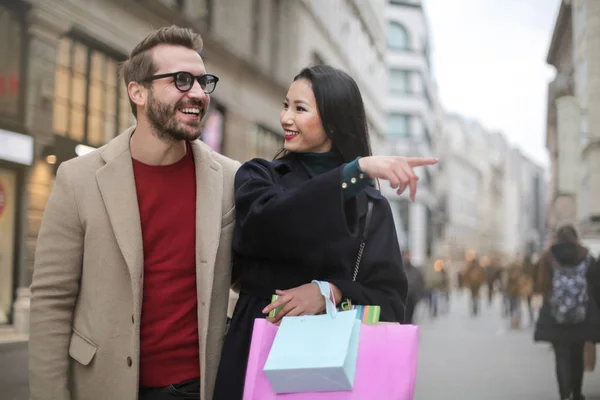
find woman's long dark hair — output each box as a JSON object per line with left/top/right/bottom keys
{"left": 275, "top": 65, "right": 373, "bottom": 163}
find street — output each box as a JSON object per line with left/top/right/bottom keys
{"left": 415, "top": 291, "right": 600, "bottom": 399}
{"left": 0, "top": 341, "right": 28, "bottom": 400}
{"left": 2, "top": 293, "right": 600, "bottom": 399}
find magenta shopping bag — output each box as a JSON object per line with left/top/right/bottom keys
{"left": 243, "top": 319, "right": 419, "bottom": 400}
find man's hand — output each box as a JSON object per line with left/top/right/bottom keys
{"left": 358, "top": 156, "right": 438, "bottom": 201}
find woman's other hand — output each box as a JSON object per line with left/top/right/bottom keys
{"left": 358, "top": 156, "right": 438, "bottom": 201}
{"left": 262, "top": 282, "right": 337, "bottom": 325}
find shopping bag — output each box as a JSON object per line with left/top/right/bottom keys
{"left": 263, "top": 281, "right": 361, "bottom": 394}
{"left": 340, "top": 302, "right": 381, "bottom": 324}
{"left": 244, "top": 319, "right": 419, "bottom": 399}
{"left": 584, "top": 341, "right": 596, "bottom": 372}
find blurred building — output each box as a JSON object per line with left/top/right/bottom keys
{"left": 503, "top": 148, "right": 547, "bottom": 260}
{"left": 384, "top": 0, "right": 439, "bottom": 267}
{"left": 295, "top": 0, "right": 388, "bottom": 153}
{"left": 546, "top": 0, "right": 600, "bottom": 255}
{"left": 436, "top": 114, "right": 546, "bottom": 267}
{"left": 435, "top": 115, "right": 481, "bottom": 266}
{"left": 0, "top": 0, "right": 390, "bottom": 336}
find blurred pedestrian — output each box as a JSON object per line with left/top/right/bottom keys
{"left": 213, "top": 65, "right": 438, "bottom": 399}
{"left": 486, "top": 253, "right": 502, "bottom": 306}
{"left": 534, "top": 225, "right": 600, "bottom": 400}
{"left": 29, "top": 26, "right": 240, "bottom": 400}
{"left": 505, "top": 260, "right": 523, "bottom": 328}
{"left": 521, "top": 253, "right": 536, "bottom": 324}
{"left": 464, "top": 257, "right": 486, "bottom": 317}
{"left": 403, "top": 250, "right": 426, "bottom": 324}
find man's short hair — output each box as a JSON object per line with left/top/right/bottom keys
{"left": 121, "top": 25, "right": 203, "bottom": 118}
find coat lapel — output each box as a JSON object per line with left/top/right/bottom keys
{"left": 189, "top": 140, "right": 223, "bottom": 367}
{"left": 96, "top": 127, "right": 144, "bottom": 306}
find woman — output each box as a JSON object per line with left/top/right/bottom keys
{"left": 534, "top": 225, "right": 600, "bottom": 400}
{"left": 213, "top": 65, "right": 437, "bottom": 399}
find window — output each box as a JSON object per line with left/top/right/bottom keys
{"left": 270, "top": 0, "right": 281, "bottom": 70}
{"left": 577, "top": 57, "right": 588, "bottom": 92}
{"left": 581, "top": 112, "right": 589, "bottom": 147}
{"left": 53, "top": 36, "right": 132, "bottom": 147}
{"left": 0, "top": 5, "right": 24, "bottom": 120}
{"left": 576, "top": 0, "right": 586, "bottom": 40}
{"left": 387, "top": 22, "right": 409, "bottom": 51}
{"left": 388, "top": 114, "right": 411, "bottom": 138}
{"left": 248, "top": 125, "right": 282, "bottom": 160}
{"left": 252, "top": 0, "right": 261, "bottom": 56}
{"left": 580, "top": 174, "right": 589, "bottom": 219}
{"left": 389, "top": 69, "right": 411, "bottom": 94}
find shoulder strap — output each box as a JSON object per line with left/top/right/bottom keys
{"left": 352, "top": 200, "right": 374, "bottom": 282}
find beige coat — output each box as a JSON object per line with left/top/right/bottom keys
{"left": 29, "top": 127, "right": 240, "bottom": 400}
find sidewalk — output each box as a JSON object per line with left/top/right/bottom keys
{"left": 0, "top": 339, "right": 28, "bottom": 400}
{"left": 414, "top": 291, "right": 600, "bottom": 399}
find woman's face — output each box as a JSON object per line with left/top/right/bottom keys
{"left": 280, "top": 79, "right": 332, "bottom": 153}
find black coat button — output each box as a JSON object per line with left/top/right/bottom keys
{"left": 127, "top": 357, "right": 132, "bottom": 367}
{"left": 131, "top": 315, "right": 134, "bottom": 324}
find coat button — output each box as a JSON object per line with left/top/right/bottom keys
{"left": 127, "top": 357, "right": 132, "bottom": 367}
{"left": 131, "top": 315, "right": 134, "bottom": 324}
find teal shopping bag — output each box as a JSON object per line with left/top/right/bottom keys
{"left": 263, "top": 281, "right": 361, "bottom": 394}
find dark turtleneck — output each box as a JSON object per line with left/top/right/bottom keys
{"left": 295, "top": 152, "right": 372, "bottom": 199}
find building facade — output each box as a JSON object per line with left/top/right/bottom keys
{"left": 546, "top": 0, "right": 600, "bottom": 255}
{"left": 297, "top": 0, "right": 388, "bottom": 153}
{"left": 435, "top": 113, "right": 546, "bottom": 268}
{"left": 0, "top": 0, "right": 391, "bottom": 336}
{"left": 435, "top": 115, "right": 482, "bottom": 267}
{"left": 502, "top": 148, "right": 547, "bottom": 260}
{"left": 385, "top": 0, "right": 438, "bottom": 267}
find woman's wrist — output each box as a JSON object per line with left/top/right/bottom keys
{"left": 328, "top": 282, "right": 343, "bottom": 305}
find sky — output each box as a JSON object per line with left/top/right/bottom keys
{"left": 423, "top": 0, "right": 561, "bottom": 168}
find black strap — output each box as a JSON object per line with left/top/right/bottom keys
{"left": 353, "top": 199, "right": 374, "bottom": 282}
{"left": 361, "top": 200, "right": 374, "bottom": 241}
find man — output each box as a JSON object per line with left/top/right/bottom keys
{"left": 29, "top": 26, "right": 240, "bottom": 400}
{"left": 402, "top": 250, "right": 425, "bottom": 324}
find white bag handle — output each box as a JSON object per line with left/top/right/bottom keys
{"left": 312, "top": 280, "right": 337, "bottom": 319}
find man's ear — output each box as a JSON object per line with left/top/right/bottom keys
{"left": 128, "top": 81, "right": 147, "bottom": 109}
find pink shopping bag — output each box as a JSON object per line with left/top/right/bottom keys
{"left": 243, "top": 319, "right": 419, "bottom": 400}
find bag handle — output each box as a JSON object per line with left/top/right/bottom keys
{"left": 352, "top": 200, "right": 374, "bottom": 282}
{"left": 312, "top": 280, "right": 337, "bottom": 318}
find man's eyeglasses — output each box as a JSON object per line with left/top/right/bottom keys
{"left": 144, "top": 71, "right": 219, "bottom": 94}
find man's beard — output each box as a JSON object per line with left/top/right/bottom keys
{"left": 146, "top": 90, "right": 204, "bottom": 142}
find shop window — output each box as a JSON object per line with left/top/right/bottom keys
{"left": 0, "top": 4, "right": 25, "bottom": 121}
{"left": 0, "top": 167, "right": 16, "bottom": 324}
{"left": 201, "top": 104, "right": 225, "bottom": 153}
{"left": 53, "top": 36, "right": 132, "bottom": 147}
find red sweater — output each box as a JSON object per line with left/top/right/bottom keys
{"left": 133, "top": 145, "right": 199, "bottom": 388}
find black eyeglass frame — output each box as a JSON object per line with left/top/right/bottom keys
{"left": 143, "top": 71, "right": 220, "bottom": 94}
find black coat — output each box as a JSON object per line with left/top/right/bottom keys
{"left": 213, "top": 155, "right": 408, "bottom": 400}
{"left": 534, "top": 243, "right": 600, "bottom": 344}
